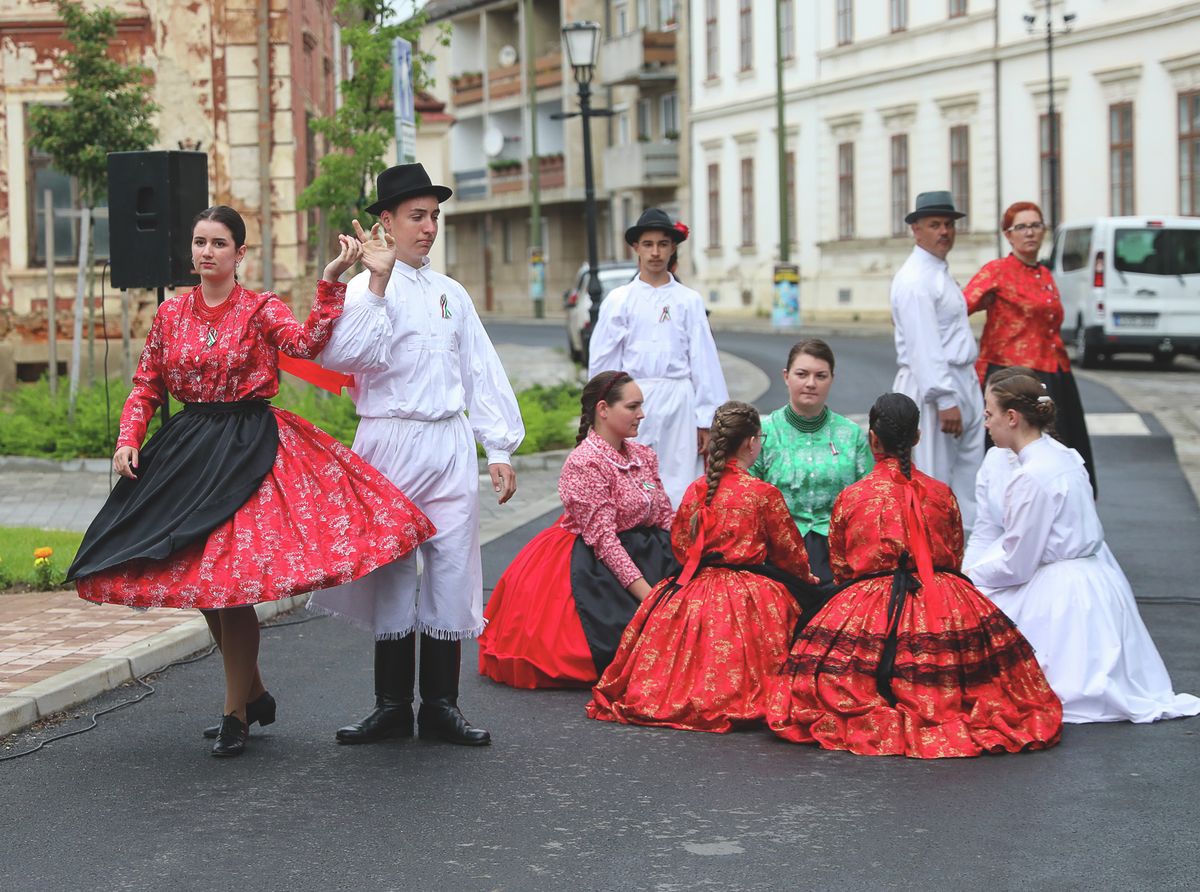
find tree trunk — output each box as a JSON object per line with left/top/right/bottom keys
{"left": 68, "top": 206, "right": 91, "bottom": 421}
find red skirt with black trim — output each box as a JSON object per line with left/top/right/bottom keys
{"left": 766, "top": 572, "right": 1063, "bottom": 758}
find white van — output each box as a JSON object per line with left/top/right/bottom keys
{"left": 1052, "top": 216, "right": 1200, "bottom": 367}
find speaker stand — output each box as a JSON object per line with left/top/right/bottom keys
{"left": 157, "top": 285, "right": 170, "bottom": 424}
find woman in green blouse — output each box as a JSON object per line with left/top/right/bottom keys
{"left": 749, "top": 339, "right": 873, "bottom": 583}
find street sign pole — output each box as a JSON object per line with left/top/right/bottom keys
{"left": 392, "top": 37, "right": 416, "bottom": 164}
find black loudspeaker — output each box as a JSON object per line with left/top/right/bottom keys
{"left": 106, "top": 151, "right": 209, "bottom": 290}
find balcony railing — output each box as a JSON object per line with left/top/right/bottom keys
{"left": 602, "top": 141, "right": 679, "bottom": 192}
{"left": 454, "top": 168, "right": 488, "bottom": 201}
{"left": 599, "top": 30, "right": 676, "bottom": 87}
{"left": 451, "top": 73, "right": 484, "bottom": 106}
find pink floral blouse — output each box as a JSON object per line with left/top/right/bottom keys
{"left": 558, "top": 430, "right": 674, "bottom": 587}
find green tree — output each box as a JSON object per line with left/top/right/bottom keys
{"left": 28, "top": 0, "right": 158, "bottom": 418}
{"left": 298, "top": 0, "right": 445, "bottom": 241}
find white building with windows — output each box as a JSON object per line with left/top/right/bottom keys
{"left": 690, "top": 0, "right": 1200, "bottom": 320}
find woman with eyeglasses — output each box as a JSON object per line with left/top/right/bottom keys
{"left": 963, "top": 201, "right": 1096, "bottom": 494}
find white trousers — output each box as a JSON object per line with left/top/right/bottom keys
{"left": 635, "top": 376, "right": 703, "bottom": 509}
{"left": 892, "top": 363, "right": 983, "bottom": 532}
{"left": 308, "top": 413, "right": 484, "bottom": 640}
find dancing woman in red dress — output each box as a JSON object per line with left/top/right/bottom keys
{"left": 587, "top": 401, "right": 820, "bottom": 733}
{"left": 479, "top": 371, "right": 678, "bottom": 688}
{"left": 67, "top": 206, "right": 435, "bottom": 757}
{"left": 766, "top": 392, "right": 1062, "bottom": 758}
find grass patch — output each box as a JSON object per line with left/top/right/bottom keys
{"left": 0, "top": 527, "right": 82, "bottom": 590}
{"left": 0, "top": 376, "right": 582, "bottom": 458}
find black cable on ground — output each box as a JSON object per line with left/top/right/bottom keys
{"left": 0, "top": 612, "right": 325, "bottom": 763}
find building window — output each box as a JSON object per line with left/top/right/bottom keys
{"left": 617, "top": 108, "right": 631, "bottom": 146}
{"left": 1179, "top": 92, "right": 1200, "bottom": 215}
{"left": 1109, "top": 102, "right": 1135, "bottom": 216}
{"left": 890, "top": 134, "right": 909, "bottom": 236}
{"left": 948, "top": 0, "right": 966, "bottom": 17}
{"left": 740, "top": 157, "right": 755, "bottom": 246}
{"left": 614, "top": 0, "right": 630, "bottom": 36}
{"left": 838, "top": 142, "right": 855, "bottom": 239}
{"left": 501, "top": 217, "right": 513, "bottom": 263}
{"left": 1039, "top": 112, "right": 1062, "bottom": 225}
{"left": 446, "top": 223, "right": 458, "bottom": 266}
{"left": 707, "top": 162, "right": 721, "bottom": 248}
{"left": 738, "top": 0, "right": 753, "bottom": 72}
{"left": 836, "top": 0, "right": 853, "bottom": 46}
{"left": 705, "top": 0, "right": 719, "bottom": 80}
{"left": 950, "top": 124, "right": 970, "bottom": 230}
{"left": 637, "top": 99, "right": 652, "bottom": 141}
{"left": 659, "top": 0, "right": 679, "bottom": 29}
{"left": 661, "top": 93, "right": 679, "bottom": 138}
{"left": 27, "top": 118, "right": 109, "bottom": 266}
{"left": 780, "top": 0, "right": 795, "bottom": 60}
{"left": 785, "top": 150, "right": 797, "bottom": 245}
{"left": 890, "top": 0, "right": 907, "bottom": 32}
{"left": 637, "top": 0, "right": 651, "bottom": 30}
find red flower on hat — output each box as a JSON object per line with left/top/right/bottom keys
{"left": 674, "top": 221, "right": 690, "bottom": 241}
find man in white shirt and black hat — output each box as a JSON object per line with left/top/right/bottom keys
{"left": 311, "top": 162, "right": 525, "bottom": 746}
{"left": 587, "top": 208, "right": 728, "bottom": 508}
{"left": 890, "top": 189, "right": 983, "bottom": 530}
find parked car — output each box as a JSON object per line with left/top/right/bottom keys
{"left": 563, "top": 261, "right": 638, "bottom": 365}
{"left": 1052, "top": 216, "right": 1200, "bottom": 367}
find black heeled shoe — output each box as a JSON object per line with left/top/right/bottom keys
{"left": 210, "top": 714, "right": 249, "bottom": 757}
{"left": 202, "top": 691, "right": 276, "bottom": 739}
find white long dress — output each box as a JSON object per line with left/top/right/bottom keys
{"left": 965, "top": 436, "right": 1200, "bottom": 723}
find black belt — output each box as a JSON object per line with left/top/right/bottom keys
{"left": 181, "top": 399, "right": 271, "bottom": 415}
{"left": 652, "top": 552, "right": 827, "bottom": 614}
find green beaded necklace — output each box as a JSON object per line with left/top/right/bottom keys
{"left": 784, "top": 404, "right": 829, "bottom": 433}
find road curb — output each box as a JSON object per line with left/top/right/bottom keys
{"left": 0, "top": 593, "right": 307, "bottom": 739}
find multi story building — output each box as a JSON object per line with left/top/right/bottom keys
{"left": 690, "top": 0, "right": 1200, "bottom": 320}
{"left": 0, "top": 0, "right": 338, "bottom": 383}
{"left": 420, "top": 0, "right": 687, "bottom": 313}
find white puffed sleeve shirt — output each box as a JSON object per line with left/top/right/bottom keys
{"left": 321, "top": 258, "right": 524, "bottom": 465}
{"left": 890, "top": 246, "right": 979, "bottom": 411}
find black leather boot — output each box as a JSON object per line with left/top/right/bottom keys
{"left": 417, "top": 635, "right": 491, "bottom": 746}
{"left": 336, "top": 635, "right": 416, "bottom": 744}
{"left": 203, "top": 690, "right": 276, "bottom": 739}
{"left": 210, "top": 714, "right": 248, "bottom": 757}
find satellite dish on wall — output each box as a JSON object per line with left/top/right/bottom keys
{"left": 483, "top": 127, "right": 505, "bottom": 157}
{"left": 498, "top": 44, "right": 518, "bottom": 67}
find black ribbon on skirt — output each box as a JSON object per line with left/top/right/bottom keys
{"left": 67, "top": 400, "right": 278, "bottom": 581}
{"left": 788, "top": 555, "right": 973, "bottom": 706}
{"left": 652, "top": 551, "right": 828, "bottom": 614}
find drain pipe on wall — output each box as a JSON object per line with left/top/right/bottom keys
{"left": 257, "top": 0, "right": 275, "bottom": 290}
{"left": 993, "top": 0, "right": 1003, "bottom": 257}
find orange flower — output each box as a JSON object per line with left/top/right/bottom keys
{"left": 34, "top": 547, "right": 54, "bottom": 560}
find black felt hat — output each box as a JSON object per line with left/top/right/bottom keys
{"left": 625, "top": 208, "right": 686, "bottom": 246}
{"left": 904, "top": 190, "right": 967, "bottom": 224}
{"left": 365, "top": 163, "right": 453, "bottom": 215}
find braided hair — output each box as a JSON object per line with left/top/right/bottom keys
{"left": 702, "top": 400, "right": 761, "bottom": 506}
{"left": 868, "top": 392, "right": 921, "bottom": 479}
{"left": 576, "top": 370, "right": 633, "bottom": 445}
{"left": 987, "top": 373, "right": 1057, "bottom": 432}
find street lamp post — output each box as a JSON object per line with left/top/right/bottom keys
{"left": 561, "top": 21, "right": 604, "bottom": 334}
{"left": 1025, "top": 3, "right": 1075, "bottom": 232}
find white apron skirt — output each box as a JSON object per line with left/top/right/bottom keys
{"left": 634, "top": 376, "right": 702, "bottom": 509}
{"left": 308, "top": 413, "right": 485, "bottom": 640}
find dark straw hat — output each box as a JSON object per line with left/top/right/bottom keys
{"left": 365, "top": 163, "right": 453, "bottom": 216}
{"left": 904, "top": 190, "right": 967, "bottom": 224}
{"left": 625, "top": 208, "right": 687, "bottom": 246}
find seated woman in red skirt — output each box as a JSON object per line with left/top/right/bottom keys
{"left": 766, "top": 392, "right": 1063, "bottom": 758}
{"left": 478, "top": 371, "right": 678, "bottom": 688}
{"left": 587, "top": 401, "right": 820, "bottom": 733}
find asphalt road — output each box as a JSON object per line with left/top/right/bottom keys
{"left": 1, "top": 323, "right": 1198, "bottom": 891}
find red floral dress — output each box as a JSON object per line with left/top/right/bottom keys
{"left": 76, "top": 282, "right": 435, "bottom": 609}
{"left": 478, "top": 431, "right": 674, "bottom": 689}
{"left": 963, "top": 254, "right": 1071, "bottom": 384}
{"left": 587, "top": 461, "right": 816, "bottom": 733}
{"left": 766, "top": 458, "right": 1062, "bottom": 758}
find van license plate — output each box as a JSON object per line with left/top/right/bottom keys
{"left": 1114, "top": 313, "right": 1158, "bottom": 328}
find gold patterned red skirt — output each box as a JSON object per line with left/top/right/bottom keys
{"left": 766, "top": 570, "right": 1063, "bottom": 758}
{"left": 587, "top": 565, "right": 801, "bottom": 733}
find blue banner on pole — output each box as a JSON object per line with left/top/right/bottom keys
{"left": 392, "top": 38, "right": 416, "bottom": 163}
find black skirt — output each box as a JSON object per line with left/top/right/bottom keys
{"left": 569, "top": 526, "right": 681, "bottom": 674}
{"left": 67, "top": 400, "right": 279, "bottom": 582}
{"left": 982, "top": 363, "right": 1098, "bottom": 497}
{"left": 804, "top": 531, "right": 833, "bottom": 586}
